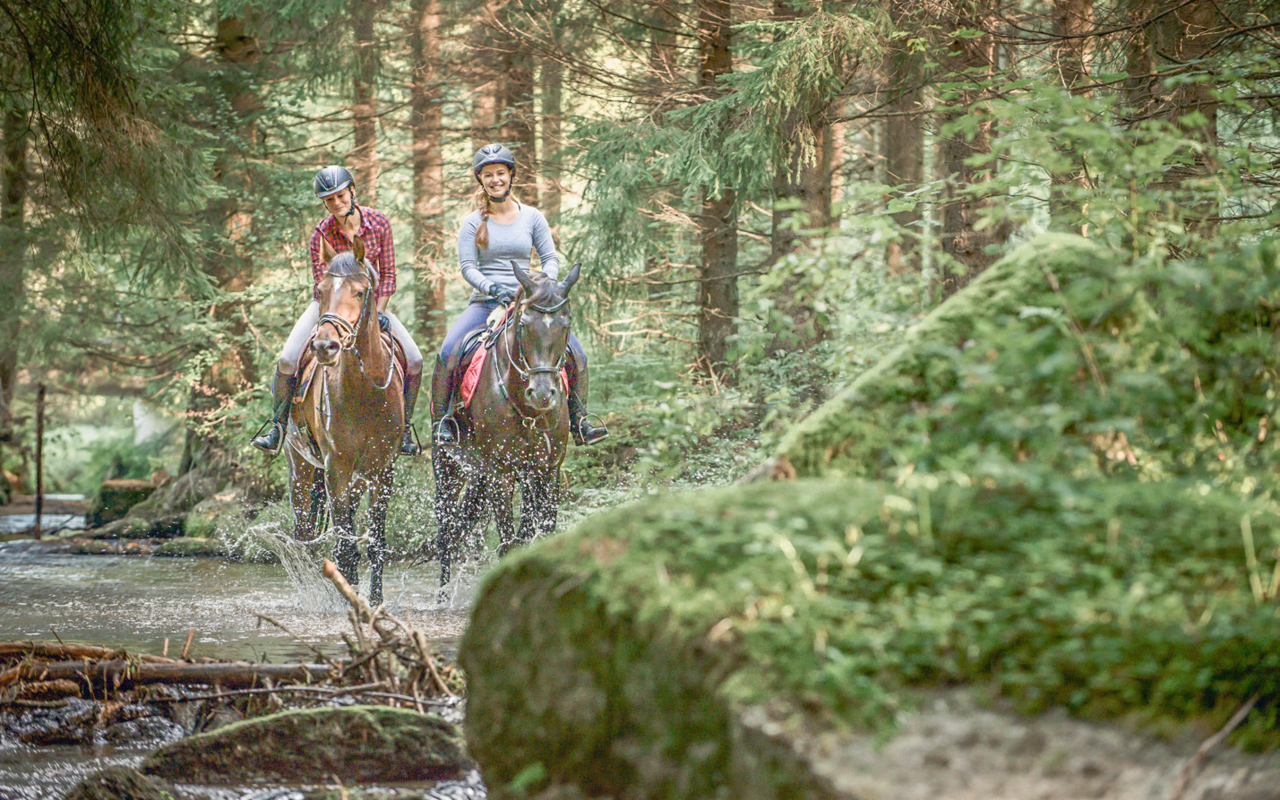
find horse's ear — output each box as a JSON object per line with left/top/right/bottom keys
{"left": 320, "top": 237, "right": 337, "bottom": 265}
{"left": 560, "top": 263, "right": 581, "bottom": 294}
{"left": 512, "top": 260, "right": 535, "bottom": 294}
{"left": 352, "top": 235, "right": 366, "bottom": 265}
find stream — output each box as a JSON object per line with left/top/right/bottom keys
{"left": 0, "top": 533, "right": 477, "bottom": 800}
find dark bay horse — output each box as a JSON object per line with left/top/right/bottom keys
{"left": 285, "top": 235, "right": 403, "bottom": 606}
{"left": 432, "top": 262, "right": 581, "bottom": 589}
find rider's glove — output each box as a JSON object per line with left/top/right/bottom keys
{"left": 488, "top": 283, "right": 517, "bottom": 305}
{"left": 378, "top": 312, "right": 391, "bottom": 332}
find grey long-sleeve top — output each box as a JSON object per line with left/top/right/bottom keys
{"left": 457, "top": 204, "right": 559, "bottom": 302}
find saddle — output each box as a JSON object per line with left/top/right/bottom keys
{"left": 456, "top": 317, "right": 568, "bottom": 410}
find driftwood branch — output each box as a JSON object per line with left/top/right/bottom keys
{"left": 0, "top": 642, "right": 177, "bottom": 664}
{"left": 1, "top": 660, "right": 333, "bottom": 692}
{"left": 1164, "top": 694, "right": 1260, "bottom": 800}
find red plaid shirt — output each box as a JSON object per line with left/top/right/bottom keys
{"left": 309, "top": 206, "right": 397, "bottom": 301}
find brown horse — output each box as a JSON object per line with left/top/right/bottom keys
{"left": 432, "top": 262, "right": 581, "bottom": 589}
{"left": 285, "top": 235, "right": 403, "bottom": 607}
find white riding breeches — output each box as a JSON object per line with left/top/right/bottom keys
{"left": 278, "top": 301, "right": 423, "bottom": 376}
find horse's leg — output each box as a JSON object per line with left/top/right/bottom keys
{"left": 517, "top": 470, "right": 557, "bottom": 547}
{"left": 327, "top": 469, "right": 360, "bottom": 592}
{"left": 493, "top": 474, "right": 518, "bottom": 557}
{"left": 288, "top": 459, "right": 324, "bottom": 541}
{"left": 432, "top": 444, "right": 460, "bottom": 591}
{"left": 367, "top": 467, "right": 393, "bottom": 609}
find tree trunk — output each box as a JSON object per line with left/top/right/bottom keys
{"left": 411, "top": 0, "right": 447, "bottom": 346}
{"left": 501, "top": 46, "right": 538, "bottom": 207}
{"left": 937, "top": 2, "right": 1009, "bottom": 298}
{"left": 181, "top": 15, "right": 263, "bottom": 474}
{"left": 696, "top": 0, "right": 737, "bottom": 377}
{"left": 541, "top": 57, "right": 563, "bottom": 221}
{"left": 1048, "top": 0, "right": 1096, "bottom": 227}
{"left": 352, "top": 0, "right": 380, "bottom": 205}
{"left": 883, "top": 0, "right": 925, "bottom": 273}
{"left": 0, "top": 108, "right": 28, "bottom": 442}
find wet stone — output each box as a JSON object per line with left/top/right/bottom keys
{"left": 142, "top": 705, "right": 471, "bottom": 785}
{"left": 61, "top": 766, "right": 177, "bottom": 800}
{"left": 102, "top": 714, "right": 184, "bottom": 747}
{"left": 9, "top": 698, "right": 98, "bottom": 746}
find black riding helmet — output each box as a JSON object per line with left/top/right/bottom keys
{"left": 314, "top": 165, "right": 355, "bottom": 199}
{"left": 473, "top": 144, "right": 516, "bottom": 182}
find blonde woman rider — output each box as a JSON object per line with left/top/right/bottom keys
{"left": 430, "top": 144, "right": 607, "bottom": 447}
{"left": 250, "top": 166, "right": 425, "bottom": 456}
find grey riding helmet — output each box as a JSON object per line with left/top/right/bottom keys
{"left": 314, "top": 165, "right": 355, "bottom": 198}
{"left": 472, "top": 144, "right": 516, "bottom": 182}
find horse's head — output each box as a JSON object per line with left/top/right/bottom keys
{"left": 511, "top": 260, "right": 580, "bottom": 413}
{"left": 313, "top": 236, "right": 378, "bottom": 366}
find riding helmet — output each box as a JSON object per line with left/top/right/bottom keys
{"left": 313, "top": 165, "right": 355, "bottom": 198}
{"left": 472, "top": 144, "right": 516, "bottom": 182}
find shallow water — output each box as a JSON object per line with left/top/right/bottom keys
{"left": 0, "top": 540, "right": 468, "bottom": 662}
{"left": 0, "top": 539, "right": 478, "bottom": 798}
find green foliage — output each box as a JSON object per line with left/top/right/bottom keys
{"left": 777, "top": 234, "right": 1280, "bottom": 492}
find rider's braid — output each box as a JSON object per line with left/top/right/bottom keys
{"left": 475, "top": 189, "right": 491, "bottom": 248}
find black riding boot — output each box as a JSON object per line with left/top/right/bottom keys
{"left": 566, "top": 350, "right": 608, "bottom": 446}
{"left": 400, "top": 371, "right": 422, "bottom": 456}
{"left": 250, "top": 368, "right": 299, "bottom": 455}
{"left": 430, "top": 354, "right": 460, "bottom": 446}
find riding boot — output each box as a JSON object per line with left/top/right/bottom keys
{"left": 250, "top": 368, "right": 299, "bottom": 455}
{"left": 566, "top": 351, "right": 609, "bottom": 446}
{"left": 400, "top": 371, "right": 422, "bottom": 456}
{"left": 430, "top": 354, "right": 460, "bottom": 446}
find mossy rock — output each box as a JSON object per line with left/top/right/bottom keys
{"left": 461, "top": 477, "right": 1280, "bottom": 799}
{"left": 183, "top": 497, "right": 241, "bottom": 539}
{"left": 141, "top": 705, "right": 469, "bottom": 785}
{"left": 153, "top": 536, "right": 228, "bottom": 558}
{"left": 62, "top": 766, "right": 177, "bottom": 800}
{"left": 86, "top": 479, "right": 156, "bottom": 528}
{"left": 772, "top": 234, "right": 1280, "bottom": 483}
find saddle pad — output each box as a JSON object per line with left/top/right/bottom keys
{"left": 460, "top": 348, "right": 569, "bottom": 410}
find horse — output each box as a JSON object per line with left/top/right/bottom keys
{"left": 432, "top": 262, "right": 581, "bottom": 590}
{"left": 285, "top": 235, "right": 404, "bottom": 607}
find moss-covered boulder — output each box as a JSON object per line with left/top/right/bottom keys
{"left": 183, "top": 496, "right": 242, "bottom": 539}
{"left": 141, "top": 705, "right": 468, "bottom": 784}
{"left": 86, "top": 479, "right": 156, "bottom": 528}
{"left": 461, "top": 477, "right": 1280, "bottom": 799}
{"left": 771, "top": 234, "right": 1280, "bottom": 483}
{"left": 62, "top": 767, "right": 177, "bottom": 800}
{"left": 152, "top": 536, "right": 228, "bottom": 558}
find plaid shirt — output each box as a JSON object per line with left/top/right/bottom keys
{"left": 309, "top": 206, "right": 397, "bottom": 301}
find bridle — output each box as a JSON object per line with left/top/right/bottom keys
{"left": 316, "top": 262, "right": 395, "bottom": 391}
{"left": 494, "top": 292, "right": 570, "bottom": 432}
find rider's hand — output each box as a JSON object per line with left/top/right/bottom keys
{"left": 378, "top": 312, "right": 391, "bottom": 332}
{"left": 488, "top": 283, "right": 517, "bottom": 305}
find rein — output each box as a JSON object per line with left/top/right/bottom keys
{"left": 317, "top": 265, "right": 397, "bottom": 392}
{"left": 491, "top": 295, "right": 569, "bottom": 436}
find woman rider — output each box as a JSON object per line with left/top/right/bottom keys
{"left": 431, "top": 144, "right": 607, "bottom": 447}
{"left": 251, "top": 165, "right": 425, "bottom": 456}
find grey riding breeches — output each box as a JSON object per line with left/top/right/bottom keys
{"left": 278, "top": 301, "right": 423, "bottom": 376}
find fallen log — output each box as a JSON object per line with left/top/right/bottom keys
{"left": 0, "top": 642, "right": 177, "bottom": 665}
{"left": 1, "top": 660, "right": 334, "bottom": 692}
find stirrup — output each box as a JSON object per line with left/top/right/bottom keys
{"left": 251, "top": 419, "right": 285, "bottom": 455}
{"left": 574, "top": 412, "right": 610, "bottom": 447}
{"left": 434, "top": 416, "right": 460, "bottom": 447}
{"left": 400, "top": 423, "right": 422, "bottom": 456}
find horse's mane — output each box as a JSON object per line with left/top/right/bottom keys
{"left": 325, "top": 252, "right": 379, "bottom": 289}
